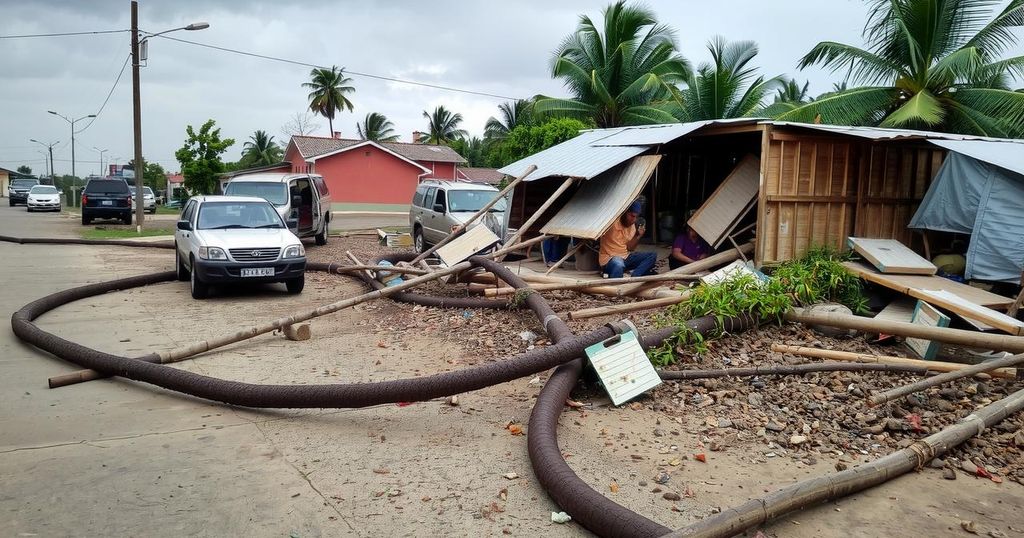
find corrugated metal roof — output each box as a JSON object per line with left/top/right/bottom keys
{"left": 930, "top": 139, "right": 1024, "bottom": 177}
{"left": 591, "top": 118, "right": 761, "bottom": 146}
{"left": 499, "top": 127, "right": 646, "bottom": 181}
{"left": 540, "top": 155, "right": 662, "bottom": 239}
{"left": 763, "top": 121, "right": 1024, "bottom": 143}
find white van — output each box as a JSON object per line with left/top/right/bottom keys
{"left": 223, "top": 173, "right": 331, "bottom": 245}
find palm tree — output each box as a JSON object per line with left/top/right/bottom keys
{"left": 419, "top": 106, "right": 468, "bottom": 145}
{"left": 762, "top": 78, "right": 812, "bottom": 117}
{"left": 535, "top": 1, "right": 691, "bottom": 127}
{"left": 241, "top": 130, "right": 284, "bottom": 167}
{"left": 356, "top": 112, "right": 400, "bottom": 142}
{"left": 674, "top": 37, "right": 783, "bottom": 121}
{"left": 302, "top": 66, "right": 355, "bottom": 136}
{"left": 778, "top": 0, "right": 1024, "bottom": 136}
{"left": 485, "top": 99, "right": 534, "bottom": 140}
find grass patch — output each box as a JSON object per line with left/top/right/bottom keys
{"left": 81, "top": 227, "right": 175, "bottom": 239}
{"left": 154, "top": 206, "right": 182, "bottom": 215}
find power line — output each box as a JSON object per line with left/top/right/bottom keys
{"left": 0, "top": 29, "right": 129, "bottom": 39}
{"left": 75, "top": 54, "right": 132, "bottom": 134}
{"left": 147, "top": 32, "right": 520, "bottom": 101}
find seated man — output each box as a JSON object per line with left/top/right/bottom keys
{"left": 599, "top": 202, "right": 656, "bottom": 278}
{"left": 669, "top": 224, "right": 712, "bottom": 269}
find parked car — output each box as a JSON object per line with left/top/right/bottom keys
{"left": 8, "top": 178, "right": 40, "bottom": 206}
{"left": 26, "top": 185, "right": 62, "bottom": 212}
{"left": 81, "top": 179, "right": 132, "bottom": 225}
{"left": 222, "top": 173, "right": 331, "bottom": 245}
{"left": 409, "top": 180, "right": 507, "bottom": 253}
{"left": 131, "top": 186, "right": 157, "bottom": 213}
{"left": 174, "top": 195, "right": 306, "bottom": 299}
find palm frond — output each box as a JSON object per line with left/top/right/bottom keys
{"left": 798, "top": 41, "right": 905, "bottom": 84}
{"left": 775, "top": 86, "right": 899, "bottom": 125}
{"left": 881, "top": 89, "right": 946, "bottom": 127}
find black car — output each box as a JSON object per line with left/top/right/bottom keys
{"left": 8, "top": 178, "right": 40, "bottom": 206}
{"left": 81, "top": 179, "right": 132, "bottom": 225}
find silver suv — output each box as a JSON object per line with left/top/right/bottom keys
{"left": 409, "top": 180, "right": 506, "bottom": 253}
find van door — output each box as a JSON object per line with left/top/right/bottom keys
{"left": 312, "top": 176, "right": 331, "bottom": 231}
{"left": 287, "top": 180, "right": 300, "bottom": 234}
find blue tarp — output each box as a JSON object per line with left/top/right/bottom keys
{"left": 910, "top": 152, "right": 1024, "bottom": 283}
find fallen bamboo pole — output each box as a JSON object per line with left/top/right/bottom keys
{"left": 867, "top": 352, "right": 1024, "bottom": 406}
{"left": 412, "top": 164, "right": 536, "bottom": 264}
{"left": 668, "top": 387, "right": 1024, "bottom": 538}
{"left": 617, "top": 241, "right": 754, "bottom": 296}
{"left": 568, "top": 293, "right": 691, "bottom": 321}
{"left": 544, "top": 240, "right": 585, "bottom": 275}
{"left": 471, "top": 269, "right": 678, "bottom": 299}
{"left": 484, "top": 272, "right": 699, "bottom": 297}
{"left": 784, "top": 307, "right": 1024, "bottom": 353}
{"left": 501, "top": 176, "right": 576, "bottom": 255}
{"left": 658, "top": 361, "right": 929, "bottom": 380}
{"left": 771, "top": 344, "right": 1018, "bottom": 379}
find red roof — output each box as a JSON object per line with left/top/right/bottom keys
{"left": 167, "top": 173, "right": 184, "bottom": 184}
{"left": 457, "top": 167, "right": 505, "bottom": 185}
{"left": 289, "top": 135, "right": 467, "bottom": 164}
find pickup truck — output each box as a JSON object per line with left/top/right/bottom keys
{"left": 81, "top": 179, "right": 132, "bottom": 225}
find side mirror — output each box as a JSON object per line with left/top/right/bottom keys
{"left": 176, "top": 220, "right": 192, "bottom": 231}
{"left": 433, "top": 203, "right": 445, "bottom": 213}
{"left": 286, "top": 218, "right": 298, "bottom": 229}
{"left": 292, "top": 195, "right": 302, "bottom": 207}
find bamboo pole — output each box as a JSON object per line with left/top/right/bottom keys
{"left": 411, "top": 164, "right": 536, "bottom": 264}
{"left": 617, "top": 241, "right": 754, "bottom": 296}
{"left": 567, "top": 293, "right": 691, "bottom": 321}
{"left": 771, "top": 344, "right": 1018, "bottom": 379}
{"left": 502, "top": 176, "right": 576, "bottom": 255}
{"left": 669, "top": 388, "right": 1024, "bottom": 538}
{"left": 469, "top": 270, "right": 679, "bottom": 299}
{"left": 784, "top": 307, "right": 1024, "bottom": 353}
{"left": 867, "top": 352, "right": 1024, "bottom": 406}
{"left": 484, "top": 272, "right": 698, "bottom": 297}
{"left": 659, "top": 361, "right": 929, "bottom": 380}
{"left": 544, "top": 241, "right": 585, "bottom": 275}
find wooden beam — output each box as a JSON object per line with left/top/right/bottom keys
{"left": 567, "top": 293, "right": 691, "bottom": 321}
{"left": 501, "top": 176, "right": 575, "bottom": 255}
{"left": 772, "top": 344, "right": 1018, "bottom": 379}
{"left": 544, "top": 240, "right": 585, "bottom": 275}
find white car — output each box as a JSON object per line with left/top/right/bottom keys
{"left": 174, "top": 195, "right": 306, "bottom": 299}
{"left": 26, "top": 185, "right": 62, "bottom": 212}
{"left": 131, "top": 186, "right": 157, "bottom": 213}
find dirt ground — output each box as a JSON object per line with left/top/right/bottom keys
{"left": 6, "top": 229, "right": 1023, "bottom": 537}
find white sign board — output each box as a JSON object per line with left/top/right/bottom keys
{"left": 586, "top": 330, "right": 661, "bottom": 406}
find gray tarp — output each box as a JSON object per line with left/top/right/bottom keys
{"left": 909, "top": 152, "right": 1024, "bottom": 283}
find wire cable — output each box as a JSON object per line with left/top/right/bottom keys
{"left": 75, "top": 54, "right": 131, "bottom": 134}
{"left": 146, "top": 32, "right": 520, "bottom": 101}
{"left": 0, "top": 29, "right": 129, "bottom": 39}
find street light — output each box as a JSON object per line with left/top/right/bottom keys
{"left": 47, "top": 111, "right": 95, "bottom": 179}
{"left": 29, "top": 139, "right": 59, "bottom": 182}
{"left": 131, "top": 1, "right": 208, "bottom": 229}
{"left": 92, "top": 147, "right": 108, "bottom": 176}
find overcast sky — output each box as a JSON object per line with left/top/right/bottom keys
{"left": 0, "top": 0, "right": 900, "bottom": 175}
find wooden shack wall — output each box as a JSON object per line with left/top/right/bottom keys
{"left": 756, "top": 126, "right": 945, "bottom": 265}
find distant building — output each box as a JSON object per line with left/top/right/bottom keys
{"left": 456, "top": 167, "right": 505, "bottom": 185}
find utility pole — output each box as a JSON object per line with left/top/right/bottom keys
{"left": 131, "top": 0, "right": 145, "bottom": 230}
{"left": 46, "top": 112, "right": 94, "bottom": 204}
{"left": 30, "top": 139, "right": 59, "bottom": 183}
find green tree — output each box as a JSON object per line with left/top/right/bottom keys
{"left": 449, "top": 136, "right": 485, "bottom": 167}
{"left": 16, "top": 165, "right": 32, "bottom": 175}
{"left": 239, "top": 130, "right": 284, "bottom": 167}
{"left": 489, "top": 118, "right": 589, "bottom": 167}
{"left": 778, "top": 0, "right": 1024, "bottom": 136}
{"left": 485, "top": 100, "right": 534, "bottom": 140}
{"left": 303, "top": 66, "right": 355, "bottom": 136}
{"left": 762, "top": 78, "right": 812, "bottom": 117}
{"left": 174, "top": 120, "right": 235, "bottom": 195}
{"left": 535, "top": 1, "right": 690, "bottom": 127}
{"left": 418, "top": 106, "right": 468, "bottom": 144}
{"left": 674, "top": 37, "right": 782, "bottom": 121}
{"left": 356, "top": 112, "right": 400, "bottom": 142}
{"left": 143, "top": 162, "right": 166, "bottom": 190}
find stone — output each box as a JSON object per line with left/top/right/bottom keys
{"left": 718, "top": 418, "right": 734, "bottom": 429}
{"left": 790, "top": 435, "right": 808, "bottom": 446}
{"left": 663, "top": 492, "right": 682, "bottom": 501}
{"left": 766, "top": 421, "right": 785, "bottom": 432}
{"left": 961, "top": 459, "right": 978, "bottom": 475}
{"left": 805, "top": 303, "right": 856, "bottom": 337}
{"left": 835, "top": 462, "right": 848, "bottom": 471}
{"left": 747, "top": 393, "right": 764, "bottom": 407}
{"left": 943, "top": 468, "right": 957, "bottom": 480}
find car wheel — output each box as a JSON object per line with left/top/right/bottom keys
{"left": 8, "top": 199, "right": 13, "bottom": 207}
{"left": 175, "top": 246, "right": 189, "bottom": 281}
{"left": 190, "top": 259, "right": 209, "bottom": 299}
{"left": 414, "top": 228, "right": 425, "bottom": 253}
{"left": 82, "top": 214, "right": 91, "bottom": 225}
{"left": 123, "top": 213, "right": 132, "bottom": 225}
{"left": 285, "top": 275, "right": 305, "bottom": 294}
{"left": 314, "top": 222, "right": 327, "bottom": 245}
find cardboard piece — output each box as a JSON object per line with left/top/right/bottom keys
{"left": 435, "top": 225, "right": 500, "bottom": 267}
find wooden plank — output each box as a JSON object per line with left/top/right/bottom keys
{"left": 906, "top": 301, "right": 950, "bottom": 360}
{"left": 688, "top": 154, "right": 761, "bottom": 248}
{"left": 847, "top": 237, "right": 937, "bottom": 275}
{"left": 916, "top": 289, "right": 1024, "bottom": 336}
{"left": 435, "top": 225, "right": 500, "bottom": 267}
{"left": 843, "top": 261, "right": 1015, "bottom": 309}
{"left": 874, "top": 297, "right": 917, "bottom": 324}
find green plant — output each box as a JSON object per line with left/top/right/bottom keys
{"left": 509, "top": 288, "right": 534, "bottom": 308}
{"left": 771, "top": 246, "right": 868, "bottom": 313}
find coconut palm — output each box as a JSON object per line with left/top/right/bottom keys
{"left": 241, "top": 130, "right": 284, "bottom": 167}
{"left": 778, "top": 0, "right": 1024, "bottom": 136}
{"left": 418, "top": 106, "right": 467, "bottom": 145}
{"left": 302, "top": 66, "right": 355, "bottom": 136}
{"left": 535, "top": 1, "right": 691, "bottom": 127}
{"left": 356, "top": 112, "right": 400, "bottom": 142}
{"left": 761, "top": 78, "right": 813, "bottom": 117}
{"left": 485, "top": 100, "right": 534, "bottom": 140}
{"left": 674, "top": 37, "right": 783, "bottom": 121}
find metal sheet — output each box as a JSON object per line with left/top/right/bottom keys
{"left": 540, "top": 155, "right": 662, "bottom": 239}
{"left": 591, "top": 118, "right": 761, "bottom": 146}
{"left": 498, "top": 127, "right": 645, "bottom": 182}
{"left": 765, "top": 121, "right": 1024, "bottom": 143}
{"left": 930, "top": 139, "right": 1024, "bottom": 177}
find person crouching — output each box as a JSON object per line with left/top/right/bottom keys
{"left": 598, "top": 202, "right": 656, "bottom": 278}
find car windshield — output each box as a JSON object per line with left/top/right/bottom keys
{"left": 85, "top": 180, "right": 129, "bottom": 194}
{"left": 223, "top": 182, "right": 289, "bottom": 205}
{"left": 13, "top": 180, "right": 38, "bottom": 188}
{"left": 197, "top": 201, "right": 285, "bottom": 230}
{"left": 447, "top": 190, "right": 507, "bottom": 212}
{"left": 30, "top": 186, "right": 58, "bottom": 194}
{"left": 143, "top": 187, "right": 153, "bottom": 195}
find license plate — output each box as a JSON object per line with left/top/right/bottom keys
{"left": 101, "top": 200, "right": 112, "bottom": 206}
{"left": 240, "top": 267, "right": 275, "bottom": 277}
